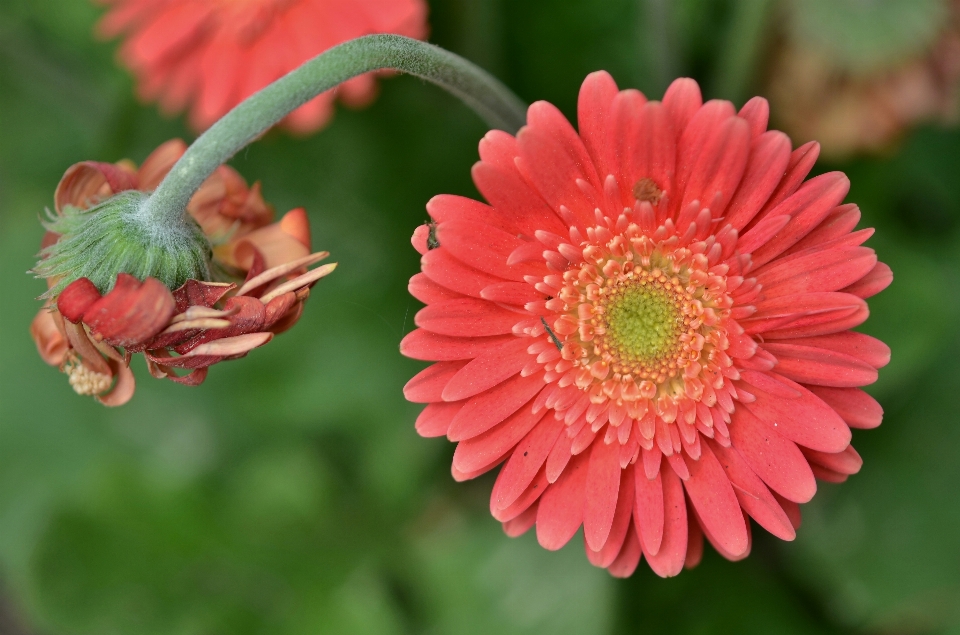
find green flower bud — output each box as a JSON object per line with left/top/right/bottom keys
{"left": 35, "top": 190, "right": 211, "bottom": 297}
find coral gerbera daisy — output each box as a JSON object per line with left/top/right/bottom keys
{"left": 402, "top": 72, "right": 892, "bottom": 577}
{"left": 96, "top": 0, "right": 428, "bottom": 132}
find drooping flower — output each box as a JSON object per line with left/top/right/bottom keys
{"left": 96, "top": 0, "right": 428, "bottom": 133}
{"left": 31, "top": 140, "right": 334, "bottom": 405}
{"left": 402, "top": 73, "right": 892, "bottom": 577}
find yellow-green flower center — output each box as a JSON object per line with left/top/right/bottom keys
{"left": 604, "top": 284, "right": 682, "bottom": 363}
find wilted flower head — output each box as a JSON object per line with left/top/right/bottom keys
{"left": 402, "top": 73, "right": 892, "bottom": 577}
{"left": 32, "top": 140, "right": 334, "bottom": 405}
{"left": 96, "top": 0, "right": 428, "bottom": 132}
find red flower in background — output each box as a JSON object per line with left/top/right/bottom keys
{"left": 97, "top": 0, "right": 428, "bottom": 133}
{"left": 31, "top": 140, "right": 334, "bottom": 405}
{"left": 402, "top": 73, "right": 892, "bottom": 577}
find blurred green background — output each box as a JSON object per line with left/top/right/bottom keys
{"left": 2, "top": 0, "right": 960, "bottom": 633}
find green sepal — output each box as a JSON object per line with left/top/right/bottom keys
{"left": 34, "top": 191, "right": 211, "bottom": 297}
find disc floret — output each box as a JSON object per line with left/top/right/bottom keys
{"left": 535, "top": 206, "right": 739, "bottom": 459}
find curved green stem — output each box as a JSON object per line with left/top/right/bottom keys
{"left": 140, "top": 34, "right": 527, "bottom": 227}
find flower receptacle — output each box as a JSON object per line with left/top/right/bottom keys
{"left": 35, "top": 190, "right": 211, "bottom": 297}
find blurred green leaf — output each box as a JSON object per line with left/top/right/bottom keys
{"left": 786, "top": 0, "right": 949, "bottom": 74}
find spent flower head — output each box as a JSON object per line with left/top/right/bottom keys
{"left": 31, "top": 140, "right": 334, "bottom": 406}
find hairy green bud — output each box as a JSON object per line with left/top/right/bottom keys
{"left": 35, "top": 191, "right": 211, "bottom": 297}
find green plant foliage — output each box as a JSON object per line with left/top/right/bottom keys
{"left": 1, "top": 0, "right": 959, "bottom": 634}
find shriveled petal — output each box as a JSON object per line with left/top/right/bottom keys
{"left": 55, "top": 161, "right": 137, "bottom": 213}
{"left": 30, "top": 308, "right": 69, "bottom": 366}
{"left": 137, "top": 139, "right": 187, "bottom": 190}
{"left": 57, "top": 278, "right": 102, "bottom": 323}
{"left": 172, "top": 280, "right": 234, "bottom": 312}
{"left": 96, "top": 360, "right": 136, "bottom": 407}
{"left": 235, "top": 251, "right": 329, "bottom": 296}
{"left": 232, "top": 208, "right": 312, "bottom": 270}
{"left": 83, "top": 274, "right": 176, "bottom": 348}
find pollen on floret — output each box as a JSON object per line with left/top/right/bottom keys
{"left": 63, "top": 353, "right": 112, "bottom": 396}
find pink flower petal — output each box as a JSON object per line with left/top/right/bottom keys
{"left": 729, "top": 407, "right": 817, "bottom": 503}
{"left": 682, "top": 442, "right": 749, "bottom": 557}
{"left": 662, "top": 78, "right": 703, "bottom": 137}
{"left": 607, "top": 526, "right": 643, "bottom": 578}
{"left": 502, "top": 502, "right": 539, "bottom": 537}
{"left": 422, "top": 247, "right": 504, "bottom": 298}
{"left": 843, "top": 261, "right": 893, "bottom": 299}
{"left": 754, "top": 141, "right": 820, "bottom": 219}
{"left": 453, "top": 402, "right": 547, "bottom": 475}
{"left": 493, "top": 467, "right": 550, "bottom": 522}
{"left": 762, "top": 342, "right": 878, "bottom": 387}
{"left": 446, "top": 372, "right": 546, "bottom": 441}
{"left": 403, "top": 361, "right": 468, "bottom": 403}
{"left": 399, "top": 330, "right": 517, "bottom": 361}
{"left": 807, "top": 386, "right": 883, "bottom": 429}
{"left": 738, "top": 96, "right": 769, "bottom": 138}
{"left": 480, "top": 281, "right": 545, "bottom": 306}
{"left": 644, "top": 465, "right": 688, "bottom": 577}
{"left": 634, "top": 465, "right": 665, "bottom": 556}
{"left": 801, "top": 444, "right": 862, "bottom": 476}
{"left": 415, "top": 401, "right": 460, "bottom": 438}
{"left": 437, "top": 219, "right": 545, "bottom": 282}
{"left": 408, "top": 273, "right": 467, "bottom": 304}
{"left": 586, "top": 464, "right": 636, "bottom": 568}
{"left": 536, "top": 451, "right": 590, "bottom": 550}
{"left": 577, "top": 71, "right": 620, "bottom": 178}
{"left": 415, "top": 298, "right": 523, "bottom": 337}
{"left": 442, "top": 336, "right": 534, "bottom": 401}
{"left": 678, "top": 115, "right": 750, "bottom": 218}
{"left": 749, "top": 172, "right": 851, "bottom": 269}
{"left": 724, "top": 131, "right": 792, "bottom": 231}
{"left": 710, "top": 439, "right": 796, "bottom": 540}
{"left": 583, "top": 438, "right": 622, "bottom": 551}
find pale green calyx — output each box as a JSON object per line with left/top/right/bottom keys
{"left": 35, "top": 191, "right": 211, "bottom": 297}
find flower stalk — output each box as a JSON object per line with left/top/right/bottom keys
{"left": 36, "top": 35, "right": 527, "bottom": 297}
{"left": 142, "top": 34, "right": 527, "bottom": 229}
